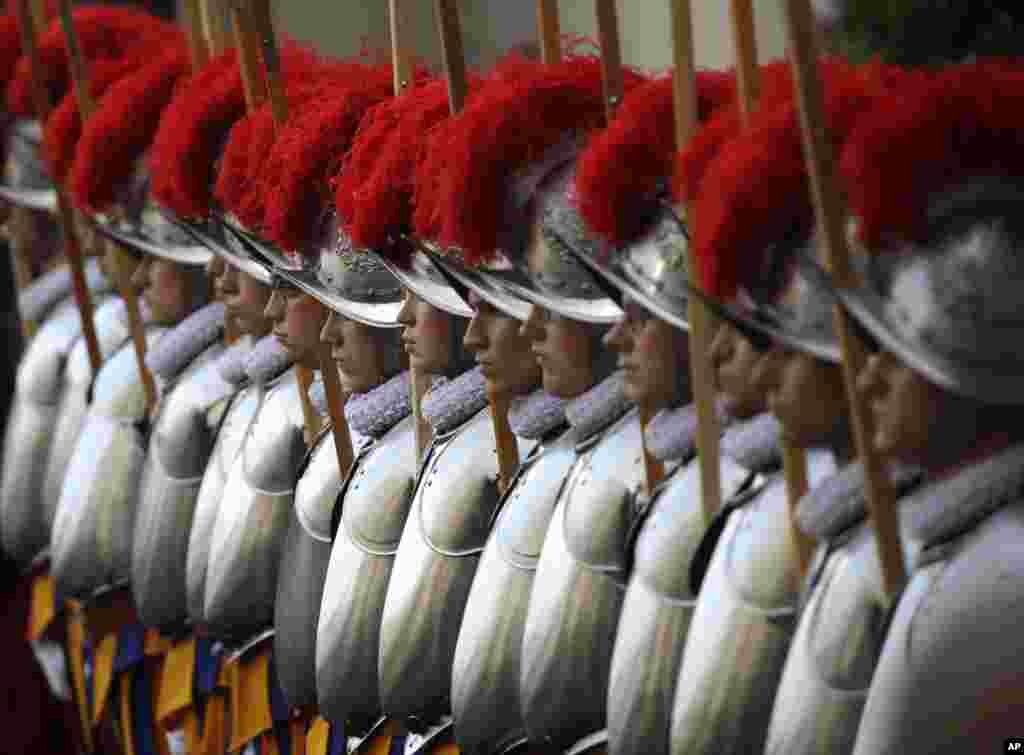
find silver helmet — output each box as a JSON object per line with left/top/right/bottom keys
{"left": 280, "top": 212, "right": 403, "bottom": 328}
{"left": 838, "top": 178, "right": 1024, "bottom": 405}
{"left": 433, "top": 160, "right": 622, "bottom": 325}
{"left": 176, "top": 212, "right": 273, "bottom": 285}
{"left": 0, "top": 120, "right": 57, "bottom": 213}
{"left": 91, "top": 159, "right": 212, "bottom": 266}
{"left": 688, "top": 229, "right": 842, "bottom": 365}
{"left": 374, "top": 243, "right": 473, "bottom": 319}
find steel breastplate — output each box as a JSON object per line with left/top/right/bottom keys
{"left": 764, "top": 517, "right": 912, "bottom": 755}
{"left": 851, "top": 502, "right": 1024, "bottom": 755}
{"left": 50, "top": 326, "right": 168, "bottom": 600}
{"left": 131, "top": 342, "right": 234, "bottom": 630}
{"left": 379, "top": 408, "right": 536, "bottom": 722}
{"left": 316, "top": 415, "right": 417, "bottom": 728}
{"left": 204, "top": 368, "right": 307, "bottom": 639}
{"left": 450, "top": 427, "right": 577, "bottom": 755}
{"left": 274, "top": 428, "right": 371, "bottom": 710}
{"left": 2, "top": 298, "right": 88, "bottom": 565}
{"left": 668, "top": 449, "right": 836, "bottom": 755}
{"left": 519, "top": 410, "right": 645, "bottom": 751}
{"left": 608, "top": 455, "right": 754, "bottom": 755}
{"left": 185, "top": 382, "right": 262, "bottom": 624}
{"left": 40, "top": 298, "right": 132, "bottom": 535}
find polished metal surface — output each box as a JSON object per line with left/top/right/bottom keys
{"left": 668, "top": 450, "right": 836, "bottom": 755}
{"left": 316, "top": 416, "right": 417, "bottom": 727}
{"left": 185, "top": 382, "right": 262, "bottom": 624}
{"left": 131, "top": 342, "right": 235, "bottom": 629}
{"left": 849, "top": 503, "right": 1024, "bottom": 755}
{"left": 50, "top": 327, "right": 168, "bottom": 600}
{"left": 378, "top": 408, "right": 536, "bottom": 721}
{"left": 204, "top": 368, "right": 307, "bottom": 639}
{"left": 281, "top": 213, "right": 403, "bottom": 328}
{"left": 608, "top": 456, "right": 754, "bottom": 755}
{"left": 274, "top": 429, "right": 370, "bottom": 709}
{"left": 0, "top": 119, "right": 57, "bottom": 212}
{"left": 451, "top": 428, "right": 577, "bottom": 755}
{"left": 519, "top": 410, "right": 646, "bottom": 751}
{"left": 763, "top": 519, "right": 907, "bottom": 755}
{"left": 41, "top": 297, "right": 132, "bottom": 530}
{"left": 2, "top": 299, "right": 87, "bottom": 565}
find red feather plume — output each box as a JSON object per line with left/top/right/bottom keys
{"left": 842, "top": 62, "right": 1024, "bottom": 251}
{"left": 416, "top": 55, "right": 647, "bottom": 265}
{"left": 694, "top": 59, "right": 910, "bottom": 299}
{"left": 261, "top": 64, "right": 397, "bottom": 254}
{"left": 7, "top": 6, "right": 179, "bottom": 116}
{"left": 575, "top": 71, "right": 735, "bottom": 246}
{"left": 212, "top": 50, "right": 347, "bottom": 232}
{"left": 673, "top": 60, "right": 796, "bottom": 205}
{"left": 42, "top": 56, "right": 147, "bottom": 183}
{"left": 68, "top": 46, "right": 190, "bottom": 213}
{"left": 339, "top": 77, "right": 480, "bottom": 261}
{"left": 148, "top": 49, "right": 243, "bottom": 218}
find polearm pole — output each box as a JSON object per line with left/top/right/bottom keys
{"left": 780, "top": 0, "right": 905, "bottom": 601}
{"left": 727, "top": 0, "right": 815, "bottom": 577}
{"left": 430, "top": 0, "right": 519, "bottom": 491}
{"left": 387, "top": 0, "right": 432, "bottom": 468}
{"left": 17, "top": 0, "right": 103, "bottom": 368}
{"left": 57, "top": 0, "right": 158, "bottom": 411}
{"left": 665, "top": 0, "right": 723, "bottom": 522}
{"left": 246, "top": 0, "right": 353, "bottom": 470}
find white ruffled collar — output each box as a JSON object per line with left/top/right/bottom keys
{"left": 421, "top": 367, "right": 489, "bottom": 435}
{"left": 146, "top": 302, "right": 225, "bottom": 383}
{"left": 564, "top": 371, "right": 633, "bottom": 443}
{"left": 508, "top": 388, "right": 569, "bottom": 440}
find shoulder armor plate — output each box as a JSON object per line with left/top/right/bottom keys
{"left": 316, "top": 416, "right": 418, "bottom": 726}
{"left": 186, "top": 384, "right": 262, "bottom": 624}
{"left": 49, "top": 329, "right": 166, "bottom": 600}
{"left": 378, "top": 408, "right": 536, "bottom": 721}
{"left": 451, "top": 429, "right": 578, "bottom": 755}
{"left": 669, "top": 450, "right": 836, "bottom": 755}
{"left": 607, "top": 455, "right": 753, "bottom": 755}
{"left": 519, "top": 411, "right": 645, "bottom": 750}
{"left": 204, "top": 370, "right": 307, "bottom": 639}
{"left": 132, "top": 343, "right": 237, "bottom": 630}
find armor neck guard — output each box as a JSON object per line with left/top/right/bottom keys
{"left": 242, "top": 334, "right": 293, "bottom": 385}
{"left": 147, "top": 302, "right": 226, "bottom": 384}
{"left": 344, "top": 370, "right": 414, "bottom": 439}
{"left": 214, "top": 335, "right": 258, "bottom": 386}
{"left": 18, "top": 257, "right": 111, "bottom": 323}
{"left": 508, "top": 388, "right": 569, "bottom": 440}
{"left": 644, "top": 402, "right": 705, "bottom": 462}
{"left": 422, "top": 366, "right": 488, "bottom": 435}
{"left": 798, "top": 460, "right": 923, "bottom": 541}
{"left": 902, "top": 441, "right": 1024, "bottom": 548}
{"left": 565, "top": 370, "right": 633, "bottom": 444}
{"left": 721, "top": 411, "right": 784, "bottom": 474}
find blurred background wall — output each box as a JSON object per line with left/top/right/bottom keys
{"left": 272, "top": 0, "right": 789, "bottom": 72}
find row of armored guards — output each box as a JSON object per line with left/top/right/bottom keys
{"left": 2, "top": 3, "right": 1024, "bottom": 755}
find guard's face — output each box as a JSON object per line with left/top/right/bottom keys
{"left": 131, "top": 256, "right": 205, "bottom": 325}
{"left": 463, "top": 291, "right": 540, "bottom": 398}
{"left": 857, "top": 350, "right": 941, "bottom": 464}
{"left": 709, "top": 323, "right": 768, "bottom": 420}
{"left": 264, "top": 282, "right": 326, "bottom": 369}
{"left": 396, "top": 289, "right": 455, "bottom": 376}
{"left": 221, "top": 264, "right": 271, "bottom": 337}
{"left": 754, "top": 346, "right": 847, "bottom": 449}
{"left": 520, "top": 304, "right": 600, "bottom": 399}
{"left": 604, "top": 297, "right": 689, "bottom": 411}
{"left": 320, "top": 311, "right": 391, "bottom": 394}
